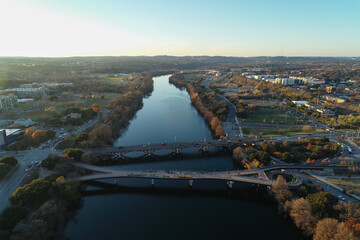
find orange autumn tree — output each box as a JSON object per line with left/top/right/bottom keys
{"left": 32, "top": 130, "right": 48, "bottom": 142}
{"left": 91, "top": 103, "right": 101, "bottom": 113}
{"left": 25, "top": 126, "right": 37, "bottom": 136}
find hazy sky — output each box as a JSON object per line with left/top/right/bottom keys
{"left": 1, "top": 0, "right": 359, "bottom": 57}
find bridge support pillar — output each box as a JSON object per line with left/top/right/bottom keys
{"left": 226, "top": 181, "right": 234, "bottom": 189}
{"left": 151, "top": 179, "right": 155, "bottom": 187}
{"left": 189, "top": 180, "right": 193, "bottom": 188}
{"left": 200, "top": 145, "right": 208, "bottom": 152}
{"left": 146, "top": 150, "right": 153, "bottom": 157}
{"left": 175, "top": 148, "right": 180, "bottom": 154}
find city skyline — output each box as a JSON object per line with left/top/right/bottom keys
{"left": 1, "top": 0, "right": 359, "bottom": 57}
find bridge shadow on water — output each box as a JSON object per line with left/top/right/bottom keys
{"left": 95, "top": 148, "right": 239, "bottom": 167}
{"left": 80, "top": 179, "right": 272, "bottom": 206}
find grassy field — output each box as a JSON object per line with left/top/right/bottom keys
{"left": 333, "top": 107, "right": 357, "bottom": 116}
{"left": 243, "top": 107, "right": 304, "bottom": 125}
{"left": 98, "top": 76, "right": 132, "bottom": 85}
{"left": 183, "top": 73, "right": 201, "bottom": 82}
{"left": 243, "top": 127, "right": 325, "bottom": 137}
{"left": 0, "top": 92, "right": 119, "bottom": 121}
{"left": 326, "top": 178, "right": 360, "bottom": 195}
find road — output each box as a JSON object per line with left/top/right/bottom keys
{"left": 0, "top": 149, "right": 53, "bottom": 212}
{"left": 201, "top": 73, "right": 243, "bottom": 138}
{"left": 0, "top": 110, "right": 109, "bottom": 212}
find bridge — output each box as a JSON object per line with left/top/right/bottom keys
{"left": 88, "top": 139, "right": 238, "bottom": 159}
{"left": 86, "top": 131, "right": 347, "bottom": 160}
{"left": 70, "top": 162, "right": 326, "bottom": 188}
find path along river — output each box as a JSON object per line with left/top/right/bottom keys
{"left": 65, "top": 75, "right": 305, "bottom": 240}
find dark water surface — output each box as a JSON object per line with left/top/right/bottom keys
{"left": 66, "top": 75, "right": 305, "bottom": 240}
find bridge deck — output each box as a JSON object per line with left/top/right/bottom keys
{"left": 71, "top": 162, "right": 305, "bottom": 187}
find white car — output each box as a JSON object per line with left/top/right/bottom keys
{"left": 338, "top": 195, "right": 346, "bottom": 201}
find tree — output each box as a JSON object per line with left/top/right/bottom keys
{"left": 9, "top": 179, "right": 52, "bottom": 208}
{"left": 91, "top": 103, "right": 101, "bottom": 113}
{"left": 32, "top": 130, "right": 48, "bottom": 143}
{"left": 90, "top": 124, "right": 113, "bottom": 145}
{"left": 41, "top": 156, "right": 60, "bottom": 170}
{"left": 334, "top": 201, "right": 360, "bottom": 222}
{"left": 307, "top": 143, "right": 313, "bottom": 151}
{"left": 314, "top": 218, "right": 355, "bottom": 240}
{"left": 232, "top": 147, "right": 244, "bottom": 160}
{"left": 0, "top": 156, "right": 18, "bottom": 166}
{"left": 45, "top": 130, "right": 56, "bottom": 140}
{"left": 281, "top": 152, "right": 292, "bottom": 163}
{"left": 75, "top": 133, "right": 88, "bottom": 143}
{"left": 215, "top": 125, "right": 224, "bottom": 137}
{"left": 302, "top": 125, "right": 313, "bottom": 132}
{"left": 260, "top": 141, "right": 272, "bottom": 153}
{"left": 272, "top": 175, "right": 291, "bottom": 203}
{"left": 0, "top": 205, "right": 28, "bottom": 231}
{"left": 245, "top": 147, "right": 255, "bottom": 155}
{"left": 306, "top": 192, "right": 338, "bottom": 220}
{"left": 344, "top": 218, "right": 360, "bottom": 237}
{"left": 0, "top": 163, "right": 11, "bottom": 179}
{"left": 257, "top": 151, "right": 270, "bottom": 164}
{"left": 24, "top": 126, "right": 37, "bottom": 136}
{"left": 64, "top": 148, "right": 83, "bottom": 161}
{"left": 54, "top": 179, "right": 81, "bottom": 208}
{"left": 287, "top": 198, "right": 316, "bottom": 235}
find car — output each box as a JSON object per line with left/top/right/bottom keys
{"left": 161, "top": 143, "right": 166, "bottom": 146}
{"left": 338, "top": 195, "right": 346, "bottom": 201}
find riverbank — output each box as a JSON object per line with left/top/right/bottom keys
{"left": 169, "top": 74, "right": 225, "bottom": 138}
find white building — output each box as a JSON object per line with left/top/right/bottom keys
{"left": 0, "top": 95, "right": 18, "bottom": 110}
{"left": 0, "top": 88, "right": 45, "bottom": 98}
{"left": 275, "top": 78, "right": 295, "bottom": 86}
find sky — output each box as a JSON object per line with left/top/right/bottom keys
{"left": 0, "top": 0, "right": 359, "bottom": 57}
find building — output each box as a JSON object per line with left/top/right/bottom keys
{"left": 10, "top": 119, "right": 36, "bottom": 128}
{"left": 292, "top": 101, "right": 308, "bottom": 106}
{"left": 324, "top": 95, "right": 347, "bottom": 103}
{"left": 316, "top": 108, "right": 335, "bottom": 117}
{"left": 20, "top": 82, "right": 73, "bottom": 89}
{"left": 0, "top": 130, "right": 5, "bottom": 147}
{"left": 0, "top": 88, "right": 45, "bottom": 98}
{"left": 289, "top": 76, "right": 325, "bottom": 85}
{"left": 0, "top": 129, "right": 23, "bottom": 148}
{"left": 326, "top": 86, "right": 336, "bottom": 93}
{"left": 275, "top": 78, "right": 295, "bottom": 86}
{"left": 0, "top": 95, "right": 18, "bottom": 110}
{"left": 304, "top": 103, "right": 335, "bottom": 117}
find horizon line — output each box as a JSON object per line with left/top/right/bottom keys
{"left": 0, "top": 55, "right": 359, "bottom": 59}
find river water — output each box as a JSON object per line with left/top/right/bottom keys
{"left": 66, "top": 75, "right": 305, "bottom": 240}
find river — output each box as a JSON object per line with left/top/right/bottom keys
{"left": 65, "top": 75, "right": 305, "bottom": 240}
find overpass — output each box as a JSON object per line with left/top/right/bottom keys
{"left": 70, "top": 162, "right": 326, "bottom": 188}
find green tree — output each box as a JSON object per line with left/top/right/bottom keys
{"left": 306, "top": 192, "right": 338, "bottom": 220}
{"left": 9, "top": 179, "right": 52, "bottom": 208}
{"left": 41, "top": 156, "right": 60, "bottom": 170}
{"left": 0, "top": 163, "right": 11, "bottom": 179}
{"left": 64, "top": 148, "right": 84, "bottom": 161}
{"left": 45, "top": 130, "right": 56, "bottom": 140}
{"left": 281, "top": 152, "right": 292, "bottom": 163}
{"left": 0, "top": 205, "right": 28, "bottom": 231}
{"left": 256, "top": 151, "right": 270, "bottom": 164}
{"left": 54, "top": 178, "right": 81, "bottom": 208}
{"left": 0, "top": 156, "right": 18, "bottom": 167}
{"left": 75, "top": 133, "right": 89, "bottom": 143}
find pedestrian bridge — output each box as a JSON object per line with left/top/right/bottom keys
{"left": 70, "top": 162, "right": 324, "bottom": 188}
